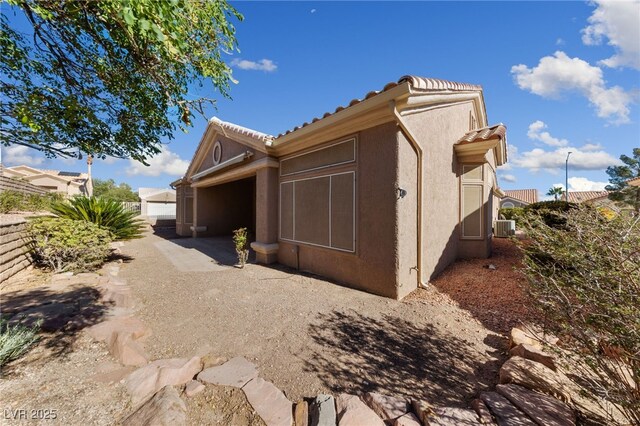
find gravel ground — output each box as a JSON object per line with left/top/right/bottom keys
{"left": 118, "top": 231, "right": 509, "bottom": 407}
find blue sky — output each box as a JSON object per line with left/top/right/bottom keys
{"left": 2, "top": 1, "right": 639, "bottom": 198}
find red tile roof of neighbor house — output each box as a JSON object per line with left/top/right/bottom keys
{"left": 503, "top": 189, "right": 538, "bottom": 204}
{"left": 276, "top": 75, "right": 483, "bottom": 138}
{"left": 567, "top": 191, "right": 609, "bottom": 203}
{"left": 627, "top": 176, "right": 640, "bottom": 187}
{"left": 458, "top": 124, "right": 507, "bottom": 144}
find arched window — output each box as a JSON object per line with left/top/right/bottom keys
{"left": 502, "top": 201, "right": 515, "bottom": 208}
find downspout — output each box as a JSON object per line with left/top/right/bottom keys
{"left": 390, "top": 101, "right": 426, "bottom": 289}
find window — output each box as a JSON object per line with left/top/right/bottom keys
{"left": 502, "top": 201, "right": 515, "bottom": 208}
{"left": 280, "top": 172, "right": 355, "bottom": 252}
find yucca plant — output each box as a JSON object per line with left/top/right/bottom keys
{"left": 50, "top": 196, "right": 145, "bottom": 240}
{"left": 0, "top": 318, "right": 41, "bottom": 368}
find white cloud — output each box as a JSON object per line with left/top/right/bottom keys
{"left": 527, "top": 120, "right": 569, "bottom": 147}
{"left": 511, "top": 51, "right": 632, "bottom": 123}
{"left": 512, "top": 145, "right": 620, "bottom": 173}
{"left": 556, "top": 38, "right": 565, "bottom": 46}
{"left": 230, "top": 58, "right": 277, "bottom": 72}
{"left": 310, "top": 8, "right": 317, "bottom": 13}
{"left": 127, "top": 147, "right": 189, "bottom": 177}
{"left": 582, "top": 0, "right": 640, "bottom": 70}
{"left": 568, "top": 176, "right": 609, "bottom": 191}
{"left": 500, "top": 174, "right": 517, "bottom": 183}
{"left": 1, "top": 144, "right": 44, "bottom": 166}
{"left": 581, "top": 143, "right": 604, "bottom": 151}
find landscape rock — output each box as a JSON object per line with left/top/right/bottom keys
{"left": 242, "top": 377, "right": 293, "bottom": 426}
{"left": 125, "top": 356, "right": 202, "bottom": 405}
{"left": 336, "top": 394, "right": 384, "bottom": 426}
{"left": 423, "top": 407, "right": 482, "bottom": 426}
{"left": 411, "top": 400, "right": 433, "bottom": 425}
{"left": 509, "top": 328, "right": 542, "bottom": 350}
{"left": 294, "top": 400, "right": 309, "bottom": 426}
{"left": 393, "top": 412, "right": 421, "bottom": 426}
{"left": 362, "top": 392, "right": 409, "bottom": 423}
{"left": 309, "top": 394, "right": 336, "bottom": 426}
{"left": 496, "top": 384, "right": 575, "bottom": 426}
{"left": 197, "top": 356, "right": 258, "bottom": 388}
{"left": 123, "top": 385, "right": 186, "bottom": 426}
{"left": 86, "top": 316, "right": 150, "bottom": 342}
{"left": 480, "top": 392, "right": 535, "bottom": 426}
{"left": 107, "top": 331, "right": 148, "bottom": 367}
{"left": 510, "top": 343, "right": 556, "bottom": 370}
{"left": 471, "top": 399, "right": 496, "bottom": 425}
{"left": 184, "top": 380, "right": 205, "bottom": 397}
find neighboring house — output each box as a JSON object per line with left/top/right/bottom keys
{"left": 139, "top": 187, "right": 176, "bottom": 218}
{"left": 2, "top": 164, "right": 92, "bottom": 197}
{"left": 567, "top": 191, "right": 609, "bottom": 204}
{"left": 627, "top": 176, "right": 640, "bottom": 187}
{"left": 172, "top": 75, "right": 508, "bottom": 299}
{"left": 500, "top": 189, "right": 538, "bottom": 208}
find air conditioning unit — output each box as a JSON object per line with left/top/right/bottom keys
{"left": 494, "top": 220, "right": 516, "bottom": 238}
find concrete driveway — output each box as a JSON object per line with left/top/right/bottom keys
{"left": 118, "top": 231, "right": 505, "bottom": 406}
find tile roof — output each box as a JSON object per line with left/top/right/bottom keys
{"left": 276, "top": 75, "right": 483, "bottom": 138}
{"left": 503, "top": 189, "right": 538, "bottom": 204}
{"left": 627, "top": 176, "right": 640, "bottom": 187}
{"left": 567, "top": 191, "right": 609, "bottom": 203}
{"left": 458, "top": 124, "right": 506, "bottom": 145}
{"left": 209, "top": 117, "right": 273, "bottom": 142}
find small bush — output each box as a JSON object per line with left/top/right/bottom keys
{"left": 0, "top": 318, "right": 40, "bottom": 367}
{"left": 499, "top": 207, "right": 526, "bottom": 225}
{"left": 0, "top": 191, "right": 64, "bottom": 213}
{"left": 28, "top": 217, "right": 112, "bottom": 272}
{"left": 50, "top": 196, "right": 145, "bottom": 240}
{"left": 233, "top": 227, "right": 249, "bottom": 268}
{"left": 523, "top": 200, "right": 578, "bottom": 228}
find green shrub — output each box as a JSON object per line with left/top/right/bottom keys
{"left": 0, "top": 191, "right": 64, "bottom": 213}
{"left": 233, "top": 227, "right": 249, "bottom": 268}
{"left": 50, "top": 196, "right": 145, "bottom": 240}
{"left": 518, "top": 207, "right": 640, "bottom": 424}
{"left": 0, "top": 318, "right": 41, "bottom": 367}
{"left": 499, "top": 207, "right": 526, "bottom": 225}
{"left": 523, "top": 200, "right": 578, "bottom": 228}
{"left": 28, "top": 217, "right": 112, "bottom": 272}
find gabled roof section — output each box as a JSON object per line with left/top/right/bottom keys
{"left": 276, "top": 75, "right": 483, "bottom": 138}
{"left": 209, "top": 117, "right": 273, "bottom": 143}
{"left": 454, "top": 124, "right": 508, "bottom": 166}
{"left": 568, "top": 191, "right": 609, "bottom": 203}
{"left": 503, "top": 189, "right": 538, "bottom": 204}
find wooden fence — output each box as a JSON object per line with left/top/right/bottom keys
{"left": 0, "top": 176, "right": 48, "bottom": 195}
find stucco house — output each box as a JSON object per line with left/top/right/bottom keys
{"left": 500, "top": 189, "right": 538, "bottom": 208}
{"left": 139, "top": 187, "right": 177, "bottom": 218}
{"left": 172, "top": 75, "right": 508, "bottom": 299}
{"left": 2, "top": 164, "right": 92, "bottom": 196}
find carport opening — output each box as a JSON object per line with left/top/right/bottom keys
{"left": 196, "top": 176, "right": 257, "bottom": 241}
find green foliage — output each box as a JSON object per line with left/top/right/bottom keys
{"left": 93, "top": 178, "right": 139, "bottom": 202}
{"left": 0, "top": 317, "right": 40, "bottom": 367}
{"left": 524, "top": 200, "right": 577, "bottom": 228}
{"left": 1, "top": 0, "right": 243, "bottom": 162}
{"left": 546, "top": 185, "right": 565, "bottom": 201}
{"left": 0, "top": 190, "right": 64, "bottom": 213}
{"left": 518, "top": 207, "right": 640, "bottom": 424}
{"left": 50, "top": 196, "right": 145, "bottom": 241}
{"left": 232, "top": 227, "right": 249, "bottom": 268}
{"left": 498, "top": 207, "right": 525, "bottom": 224}
{"left": 606, "top": 148, "right": 640, "bottom": 213}
{"left": 27, "top": 217, "right": 112, "bottom": 272}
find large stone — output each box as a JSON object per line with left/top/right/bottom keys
{"left": 411, "top": 400, "right": 433, "bottom": 425}
{"left": 108, "top": 331, "right": 148, "bottom": 367}
{"left": 86, "top": 316, "right": 150, "bottom": 342}
{"left": 242, "top": 377, "right": 293, "bottom": 426}
{"left": 496, "top": 384, "right": 575, "bottom": 426}
{"left": 123, "top": 385, "right": 186, "bottom": 426}
{"left": 125, "top": 356, "right": 202, "bottom": 405}
{"left": 362, "top": 392, "right": 409, "bottom": 423}
{"left": 500, "top": 356, "right": 573, "bottom": 402}
{"left": 510, "top": 344, "right": 556, "bottom": 371}
{"left": 393, "top": 412, "right": 421, "bottom": 426}
{"left": 184, "top": 380, "right": 205, "bottom": 397}
{"left": 480, "top": 392, "right": 535, "bottom": 426}
{"left": 197, "top": 356, "right": 258, "bottom": 388}
{"left": 423, "top": 407, "right": 482, "bottom": 426}
{"left": 471, "top": 399, "right": 496, "bottom": 425}
{"left": 510, "top": 328, "right": 542, "bottom": 350}
{"left": 309, "top": 394, "right": 336, "bottom": 426}
{"left": 336, "top": 394, "right": 384, "bottom": 426}
{"left": 295, "top": 401, "right": 309, "bottom": 426}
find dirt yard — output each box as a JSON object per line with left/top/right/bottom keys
{"left": 1, "top": 232, "right": 536, "bottom": 424}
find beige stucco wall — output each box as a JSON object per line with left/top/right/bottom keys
{"left": 196, "top": 133, "right": 266, "bottom": 175}
{"left": 278, "top": 121, "right": 402, "bottom": 299}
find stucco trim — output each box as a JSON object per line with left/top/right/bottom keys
{"left": 191, "top": 151, "right": 254, "bottom": 181}
{"left": 250, "top": 242, "right": 279, "bottom": 254}
{"left": 191, "top": 157, "right": 278, "bottom": 188}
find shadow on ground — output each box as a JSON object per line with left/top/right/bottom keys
{"left": 1, "top": 284, "right": 110, "bottom": 360}
{"left": 305, "top": 310, "right": 499, "bottom": 406}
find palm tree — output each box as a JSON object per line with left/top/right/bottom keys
{"left": 547, "top": 186, "right": 565, "bottom": 201}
